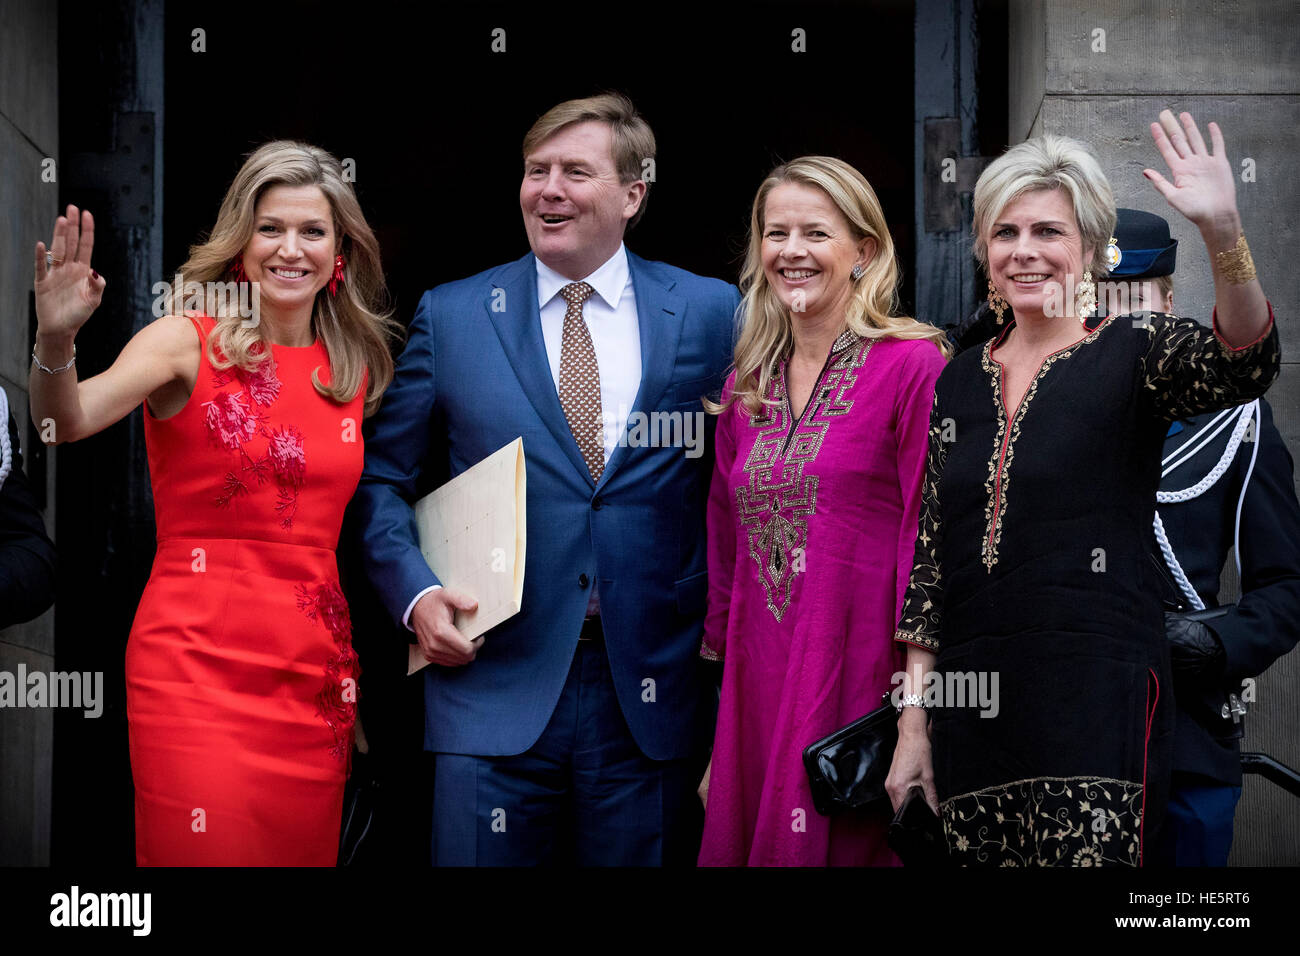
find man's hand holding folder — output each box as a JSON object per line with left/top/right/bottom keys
{"left": 407, "top": 438, "right": 527, "bottom": 675}
{"left": 409, "top": 587, "right": 482, "bottom": 668}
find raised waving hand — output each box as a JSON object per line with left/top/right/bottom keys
{"left": 1144, "top": 110, "right": 1239, "bottom": 232}
{"left": 1145, "top": 109, "right": 1269, "bottom": 348}
{"left": 30, "top": 205, "right": 198, "bottom": 444}
{"left": 34, "top": 205, "right": 107, "bottom": 338}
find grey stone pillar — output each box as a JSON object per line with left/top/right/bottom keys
{"left": 0, "top": 0, "right": 59, "bottom": 867}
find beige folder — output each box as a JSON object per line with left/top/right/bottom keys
{"left": 407, "top": 438, "right": 526, "bottom": 675}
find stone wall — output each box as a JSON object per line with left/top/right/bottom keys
{"left": 0, "top": 0, "right": 59, "bottom": 866}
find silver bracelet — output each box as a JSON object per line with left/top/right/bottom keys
{"left": 897, "top": 694, "right": 926, "bottom": 712}
{"left": 32, "top": 343, "right": 76, "bottom": 374}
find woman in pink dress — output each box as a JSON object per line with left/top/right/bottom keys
{"left": 698, "top": 156, "right": 948, "bottom": 866}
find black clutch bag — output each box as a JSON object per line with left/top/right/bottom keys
{"left": 802, "top": 693, "right": 897, "bottom": 816}
{"left": 887, "top": 785, "right": 949, "bottom": 866}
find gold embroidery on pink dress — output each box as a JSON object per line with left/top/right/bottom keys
{"left": 736, "top": 333, "right": 870, "bottom": 621}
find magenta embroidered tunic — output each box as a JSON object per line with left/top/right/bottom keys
{"left": 698, "top": 331, "right": 945, "bottom": 866}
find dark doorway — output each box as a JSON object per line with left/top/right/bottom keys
{"left": 161, "top": 1, "right": 918, "bottom": 319}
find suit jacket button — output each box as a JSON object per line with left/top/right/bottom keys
{"left": 578, "top": 574, "right": 589, "bottom": 588}
{"left": 592, "top": 497, "right": 604, "bottom": 510}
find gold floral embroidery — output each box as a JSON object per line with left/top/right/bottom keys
{"left": 979, "top": 315, "right": 1116, "bottom": 571}
{"left": 736, "top": 332, "right": 869, "bottom": 621}
{"left": 895, "top": 394, "right": 946, "bottom": 651}
{"left": 942, "top": 774, "right": 1144, "bottom": 867}
{"left": 1141, "top": 310, "right": 1280, "bottom": 420}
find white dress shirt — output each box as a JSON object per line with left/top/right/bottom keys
{"left": 403, "top": 244, "right": 642, "bottom": 629}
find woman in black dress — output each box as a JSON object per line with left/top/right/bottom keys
{"left": 885, "top": 110, "right": 1278, "bottom": 866}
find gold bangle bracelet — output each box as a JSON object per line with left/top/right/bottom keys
{"left": 1215, "top": 233, "right": 1257, "bottom": 285}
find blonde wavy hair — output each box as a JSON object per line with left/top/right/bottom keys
{"left": 713, "top": 156, "right": 949, "bottom": 417}
{"left": 169, "top": 140, "right": 400, "bottom": 416}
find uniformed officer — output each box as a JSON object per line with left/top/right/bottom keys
{"left": 1111, "top": 207, "right": 1300, "bottom": 866}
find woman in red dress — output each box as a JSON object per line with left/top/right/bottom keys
{"left": 30, "top": 142, "right": 399, "bottom": 865}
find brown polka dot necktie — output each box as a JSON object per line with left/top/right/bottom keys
{"left": 557, "top": 281, "right": 605, "bottom": 482}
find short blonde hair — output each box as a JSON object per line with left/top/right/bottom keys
{"left": 1155, "top": 273, "right": 1174, "bottom": 302}
{"left": 170, "top": 141, "right": 400, "bottom": 416}
{"left": 972, "top": 134, "right": 1117, "bottom": 278}
{"left": 714, "top": 156, "right": 949, "bottom": 417}
{"left": 522, "top": 93, "right": 655, "bottom": 228}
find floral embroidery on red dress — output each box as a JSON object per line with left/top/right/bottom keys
{"left": 266, "top": 425, "right": 306, "bottom": 525}
{"left": 235, "top": 356, "right": 283, "bottom": 406}
{"left": 203, "top": 353, "right": 306, "bottom": 528}
{"left": 204, "top": 390, "right": 260, "bottom": 451}
{"left": 296, "top": 582, "right": 360, "bottom": 766}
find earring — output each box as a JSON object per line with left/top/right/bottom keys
{"left": 1074, "top": 270, "right": 1096, "bottom": 324}
{"left": 850, "top": 262, "right": 866, "bottom": 281}
{"left": 231, "top": 256, "right": 248, "bottom": 284}
{"left": 328, "top": 254, "right": 346, "bottom": 297}
{"left": 987, "top": 279, "right": 1007, "bottom": 325}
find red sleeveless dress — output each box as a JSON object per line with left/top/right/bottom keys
{"left": 126, "top": 315, "right": 363, "bottom": 865}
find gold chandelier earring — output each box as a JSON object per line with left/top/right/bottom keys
{"left": 987, "top": 279, "right": 1008, "bottom": 324}
{"left": 1074, "top": 270, "right": 1097, "bottom": 325}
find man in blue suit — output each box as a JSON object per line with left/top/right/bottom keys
{"left": 355, "top": 93, "right": 739, "bottom": 865}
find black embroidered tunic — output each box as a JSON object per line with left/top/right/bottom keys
{"left": 894, "top": 309, "right": 1279, "bottom": 866}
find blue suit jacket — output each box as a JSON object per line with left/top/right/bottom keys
{"left": 354, "top": 250, "right": 739, "bottom": 760}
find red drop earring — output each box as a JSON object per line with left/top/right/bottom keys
{"left": 329, "top": 255, "right": 346, "bottom": 297}
{"left": 231, "top": 256, "right": 248, "bottom": 283}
